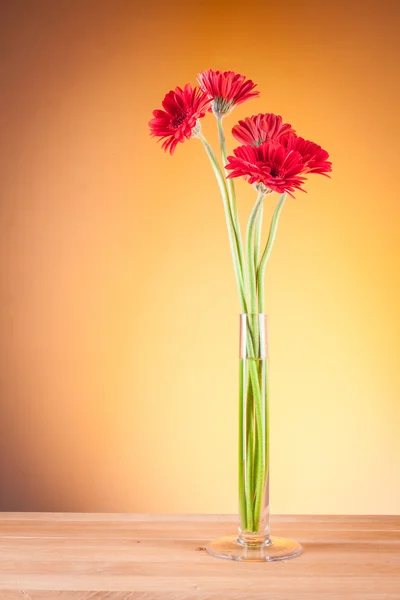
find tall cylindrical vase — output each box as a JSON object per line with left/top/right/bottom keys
{"left": 206, "top": 314, "right": 302, "bottom": 561}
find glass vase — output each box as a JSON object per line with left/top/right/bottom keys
{"left": 206, "top": 314, "right": 302, "bottom": 561}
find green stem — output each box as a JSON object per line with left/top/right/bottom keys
{"left": 197, "top": 133, "right": 248, "bottom": 314}
{"left": 250, "top": 194, "right": 287, "bottom": 528}
{"left": 242, "top": 195, "right": 266, "bottom": 530}
{"left": 253, "top": 357, "right": 268, "bottom": 528}
{"left": 246, "top": 193, "right": 264, "bottom": 363}
{"left": 246, "top": 193, "right": 265, "bottom": 315}
{"left": 257, "top": 193, "right": 287, "bottom": 313}
{"left": 244, "top": 380, "right": 255, "bottom": 531}
{"left": 249, "top": 358, "right": 265, "bottom": 530}
{"left": 216, "top": 117, "right": 245, "bottom": 277}
{"left": 238, "top": 357, "right": 247, "bottom": 529}
{"left": 254, "top": 203, "right": 264, "bottom": 318}
{"left": 254, "top": 204, "right": 264, "bottom": 274}
{"left": 214, "top": 118, "right": 256, "bottom": 353}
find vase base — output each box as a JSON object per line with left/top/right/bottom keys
{"left": 206, "top": 535, "right": 302, "bottom": 562}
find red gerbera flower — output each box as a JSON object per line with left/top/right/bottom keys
{"left": 197, "top": 69, "right": 259, "bottom": 117}
{"left": 225, "top": 142, "right": 307, "bottom": 197}
{"left": 149, "top": 83, "right": 211, "bottom": 154}
{"left": 282, "top": 135, "right": 332, "bottom": 176}
{"left": 232, "top": 113, "right": 296, "bottom": 147}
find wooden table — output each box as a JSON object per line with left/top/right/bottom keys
{"left": 0, "top": 513, "right": 399, "bottom": 599}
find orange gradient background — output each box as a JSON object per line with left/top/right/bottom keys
{"left": 0, "top": 0, "right": 399, "bottom": 514}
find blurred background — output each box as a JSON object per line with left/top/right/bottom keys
{"left": 0, "top": 0, "right": 399, "bottom": 514}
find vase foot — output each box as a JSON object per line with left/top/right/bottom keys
{"left": 206, "top": 535, "right": 302, "bottom": 562}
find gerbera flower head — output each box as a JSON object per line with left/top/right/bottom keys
{"left": 225, "top": 142, "right": 307, "bottom": 197}
{"left": 197, "top": 69, "right": 259, "bottom": 117}
{"left": 282, "top": 135, "right": 332, "bottom": 176}
{"left": 232, "top": 113, "right": 296, "bottom": 148}
{"left": 149, "top": 83, "right": 211, "bottom": 154}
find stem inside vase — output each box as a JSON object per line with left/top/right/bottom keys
{"left": 238, "top": 313, "right": 270, "bottom": 542}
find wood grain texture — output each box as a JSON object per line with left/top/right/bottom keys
{"left": 0, "top": 514, "right": 399, "bottom": 600}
